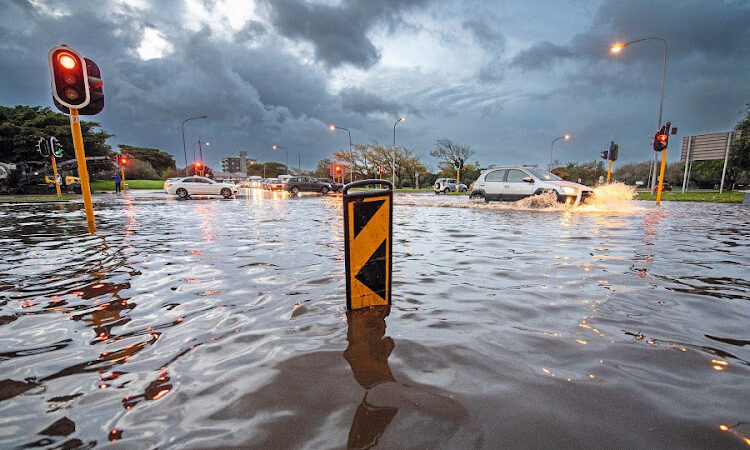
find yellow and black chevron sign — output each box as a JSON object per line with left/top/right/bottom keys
{"left": 344, "top": 190, "right": 392, "bottom": 310}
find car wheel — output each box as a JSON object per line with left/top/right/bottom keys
{"left": 444, "top": 188, "right": 450, "bottom": 194}
{"left": 221, "top": 187, "right": 233, "bottom": 199}
{"left": 291, "top": 186, "right": 300, "bottom": 195}
{"left": 321, "top": 186, "right": 330, "bottom": 194}
{"left": 176, "top": 188, "right": 189, "bottom": 199}
{"left": 470, "top": 192, "right": 488, "bottom": 203}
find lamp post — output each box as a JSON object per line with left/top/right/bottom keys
{"left": 272, "top": 144, "right": 289, "bottom": 174}
{"left": 330, "top": 124, "right": 353, "bottom": 183}
{"left": 392, "top": 116, "right": 405, "bottom": 184}
{"left": 611, "top": 37, "right": 667, "bottom": 191}
{"left": 548, "top": 134, "right": 570, "bottom": 171}
{"left": 181, "top": 115, "right": 207, "bottom": 176}
{"left": 198, "top": 139, "right": 209, "bottom": 162}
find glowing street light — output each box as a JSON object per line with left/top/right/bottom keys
{"left": 329, "top": 124, "right": 353, "bottom": 183}
{"left": 548, "top": 134, "right": 570, "bottom": 171}
{"left": 272, "top": 144, "right": 290, "bottom": 174}
{"left": 610, "top": 37, "right": 668, "bottom": 191}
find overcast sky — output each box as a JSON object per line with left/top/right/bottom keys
{"left": 2, "top": 0, "right": 748, "bottom": 170}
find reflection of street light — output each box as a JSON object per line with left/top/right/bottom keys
{"left": 272, "top": 144, "right": 289, "bottom": 174}
{"left": 330, "top": 124, "right": 353, "bottom": 183}
{"left": 548, "top": 134, "right": 570, "bottom": 171}
{"left": 392, "top": 117, "right": 405, "bottom": 184}
{"left": 611, "top": 37, "right": 667, "bottom": 191}
{"left": 181, "top": 115, "right": 207, "bottom": 176}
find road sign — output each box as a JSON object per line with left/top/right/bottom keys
{"left": 343, "top": 180, "right": 393, "bottom": 310}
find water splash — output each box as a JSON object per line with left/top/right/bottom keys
{"left": 396, "top": 182, "right": 641, "bottom": 214}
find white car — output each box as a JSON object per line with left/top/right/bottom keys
{"left": 434, "top": 178, "right": 468, "bottom": 194}
{"left": 164, "top": 176, "right": 238, "bottom": 199}
{"left": 469, "top": 166, "right": 592, "bottom": 203}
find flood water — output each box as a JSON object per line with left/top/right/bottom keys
{"left": 1, "top": 189, "right": 749, "bottom": 448}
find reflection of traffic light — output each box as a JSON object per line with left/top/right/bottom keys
{"left": 50, "top": 136, "right": 63, "bottom": 157}
{"left": 49, "top": 46, "right": 90, "bottom": 110}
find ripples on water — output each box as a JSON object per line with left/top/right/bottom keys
{"left": 0, "top": 190, "right": 748, "bottom": 448}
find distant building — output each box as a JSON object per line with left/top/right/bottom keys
{"left": 220, "top": 151, "right": 257, "bottom": 174}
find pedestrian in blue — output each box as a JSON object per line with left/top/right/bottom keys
{"left": 114, "top": 172, "right": 122, "bottom": 193}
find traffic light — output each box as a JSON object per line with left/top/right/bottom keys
{"left": 610, "top": 144, "right": 619, "bottom": 161}
{"left": 48, "top": 46, "right": 104, "bottom": 115}
{"left": 379, "top": 167, "right": 385, "bottom": 174}
{"left": 50, "top": 136, "right": 63, "bottom": 157}
{"left": 335, "top": 165, "right": 342, "bottom": 174}
{"left": 49, "top": 46, "right": 90, "bottom": 110}
{"left": 653, "top": 125, "right": 669, "bottom": 152}
{"left": 117, "top": 155, "right": 128, "bottom": 166}
{"left": 37, "top": 137, "right": 51, "bottom": 157}
{"left": 600, "top": 150, "right": 609, "bottom": 160}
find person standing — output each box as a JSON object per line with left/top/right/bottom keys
{"left": 114, "top": 172, "right": 122, "bottom": 194}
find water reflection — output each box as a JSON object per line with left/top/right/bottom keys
{"left": 344, "top": 306, "right": 397, "bottom": 448}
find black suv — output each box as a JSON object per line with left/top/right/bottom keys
{"left": 316, "top": 178, "right": 344, "bottom": 193}
{"left": 284, "top": 176, "right": 333, "bottom": 195}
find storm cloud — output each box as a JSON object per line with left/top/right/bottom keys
{"left": 0, "top": 0, "right": 748, "bottom": 169}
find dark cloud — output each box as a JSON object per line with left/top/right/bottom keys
{"left": 463, "top": 19, "right": 506, "bottom": 49}
{"left": 264, "top": 0, "right": 434, "bottom": 69}
{"left": 339, "top": 87, "right": 419, "bottom": 118}
{"left": 510, "top": 41, "right": 573, "bottom": 70}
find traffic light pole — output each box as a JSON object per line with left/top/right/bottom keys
{"left": 120, "top": 162, "right": 127, "bottom": 192}
{"left": 655, "top": 146, "right": 668, "bottom": 205}
{"left": 69, "top": 108, "right": 96, "bottom": 233}
{"left": 51, "top": 154, "right": 62, "bottom": 197}
{"left": 606, "top": 160, "right": 612, "bottom": 183}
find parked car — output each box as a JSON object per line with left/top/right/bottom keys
{"left": 164, "top": 176, "right": 238, "bottom": 199}
{"left": 469, "top": 166, "right": 592, "bottom": 203}
{"left": 316, "top": 178, "right": 344, "bottom": 193}
{"left": 434, "top": 178, "right": 468, "bottom": 194}
{"left": 267, "top": 178, "right": 284, "bottom": 191}
{"left": 284, "top": 176, "right": 332, "bottom": 195}
{"left": 660, "top": 182, "right": 672, "bottom": 191}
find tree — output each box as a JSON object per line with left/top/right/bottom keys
{"left": 124, "top": 159, "right": 160, "bottom": 180}
{"left": 0, "top": 105, "right": 113, "bottom": 163}
{"left": 313, "top": 158, "right": 333, "bottom": 178}
{"left": 247, "top": 161, "right": 286, "bottom": 178}
{"left": 430, "top": 139, "right": 475, "bottom": 175}
{"left": 117, "top": 144, "right": 175, "bottom": 173}
{"left": 727, "top": 105, "right": 750, "bottom": 188}
{"left": 552, "top": 161, "right": 606, "bottom": 186}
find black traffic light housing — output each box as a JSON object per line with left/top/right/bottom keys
{"left": 50, "top": 136, "right": 63, "bottom": 157}
{"left": 608, "top": 141, "right": 619, "bottom": 161}
{"left": 653, "top": 121, "right": 672, "bottom": 152}
{"left": 37, "top": 137, "right": 51, "bottom": 157}
{"left": 48, "top": 45, "right": 104, "bottom": 115}
{"left": 600, "top": 150, "right": 609, "bottom": 160}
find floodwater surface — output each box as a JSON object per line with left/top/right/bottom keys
{"left": 0, "top": 189, "right": 749, "bottom": 448}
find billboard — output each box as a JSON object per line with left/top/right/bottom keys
{"left": 681, "top": 131, "right": 741, "bottom": 162}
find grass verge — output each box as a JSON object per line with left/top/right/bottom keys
{"left": 0, "top": 195, "right": 76, "bottom": 203}
{"left": 636, "top": 191, "right": 745, "bottom": 203}
{"left": 90, "top": 179, "right": 164, "bottom": 190}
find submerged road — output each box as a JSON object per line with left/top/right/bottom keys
{"left": 0, "top": 190, "right": 748, "bottom": 448}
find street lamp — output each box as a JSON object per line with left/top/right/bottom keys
{"left": 181, "top": 115, "right": 207, "bottom": 176}
{"left": 194, "top": 139, "right": 210, "bottom": 162}
{"left": 393, "top": 116, "right": 405, "bottom": 184}
{"left": 272, "top": 144, "right": 289, "bottom": 174}
{"left": 330, "top": 124, "right": 353, "bottom": 183}
{"left": 610, "top": 37, "right": 667, "bottom": 191}
{"left": 549, "top": 134, "right": 570, "bottom": 171}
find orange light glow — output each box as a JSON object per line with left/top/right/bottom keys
{"left": 151, "top": 389, "right": 169, "bottom": 400}
{"left": 720, "top": 425, "right": 729, "bottom": 431}
{"left": 610, "top": 43, "right": 624, "bottom": 53}
{"left": 58, "top": 53, "right": 77, "bottom": 69}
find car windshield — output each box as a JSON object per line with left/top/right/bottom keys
{"left": 526, "top": 168, "right": 562, "bottom": 181}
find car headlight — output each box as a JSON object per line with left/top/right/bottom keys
{"left": 562, "top": 186, "right": 577, "bottom": 195}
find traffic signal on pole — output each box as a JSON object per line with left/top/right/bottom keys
{"left": 653, "top": 126, "right": 669, "bottom": 151}
{"left": 37, "top": 137, "right": 51, "bottom": 157}
{"left": 50, "top": 136, "right": 63, "bottom": 157}
{"left": 610, "top": 144, "right": 619, "bottom": 161}
{"left": 335, "top": 165, "right": 342, "bottom": 174}
{"left": 118, "top": 155, "right": 128, "bottom": 166}
{"left": 49, "top": 46, "right": 90, "bottom": 110}
{"left": 600, "top": 150, "right": 609, "bottom": 160}
{"left": 48, "top": 46, "right": 104, "bottom": 115}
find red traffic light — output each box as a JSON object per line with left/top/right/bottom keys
{"left": 657, "top": 134, "right": 668, "bottom": 142}
{"left": 49, "top": 46, "right": 90, "bottom": 109}
{"left": 196, "top": 162, "right": 203, "bottom": 168}
{"left": 335, "top": 165, "right": 342, "bottom": 173}
{"left": 121, "top": 156, "right": 128, "bottom": 165}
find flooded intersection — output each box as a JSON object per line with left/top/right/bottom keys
{"left": 0, "top": 191, "right": 749, "bottom": 448}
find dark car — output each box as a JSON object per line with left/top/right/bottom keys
{"left": 660, "top": 182, "right": 672, "bottom": 192}
{"left": 316, "top": 178, "right": 344, "bottom": 193}
{"left": 284, "top": 176, "right": 332, "bottom": 195}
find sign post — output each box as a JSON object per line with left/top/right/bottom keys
{"left": 343, "top": 180, "right": 393, "bottom": 310}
